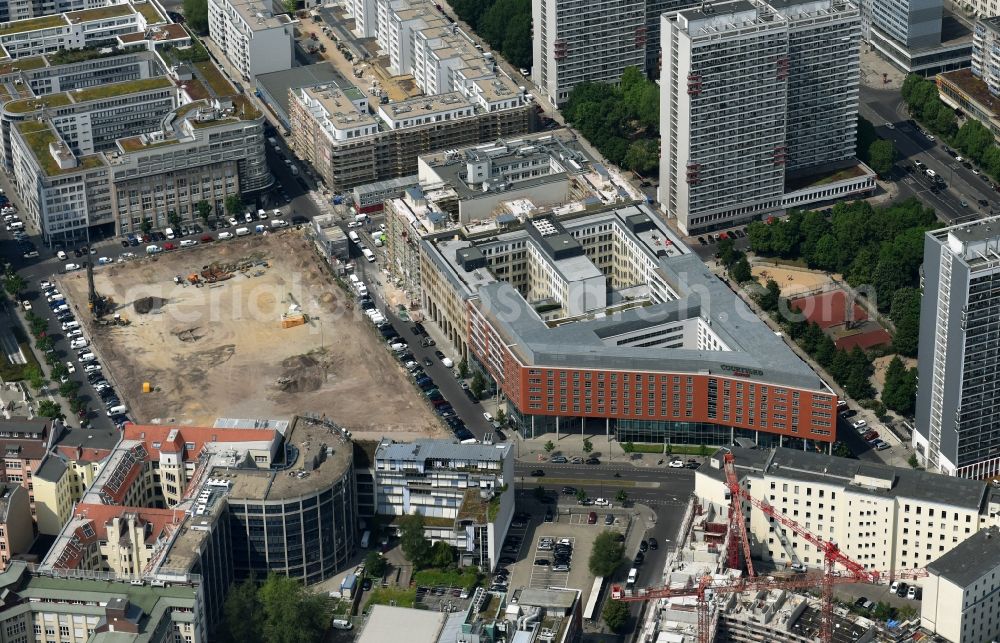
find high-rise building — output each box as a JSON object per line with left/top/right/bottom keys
{"left": 532, "top": 0, "right": 646, "bottom": 106}
{"left": 859, "top": 0, "right": 971, "bottom": 74}
{"left": 658, "top": 0, "right": 861, "bottom": 235}
{"left": 915, "top": 217, "right": 1000, "bottom": 478}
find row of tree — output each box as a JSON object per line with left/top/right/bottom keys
{"left": 399, "top": 514, "right": 456, "bottom": 568}
{"left": 562, "top": 68, "right": 660, "bottom": 175}
{"left": 857, "top": 117, "right": 897, "bottom": 177}
{"left": 882, "top": 355, "right": 918, "bottom": 416}
{"left": 448, "top": 0, "right": 531, "bottom": 69}
{"left": 746, "top": 199, "right": 937, "bottom": 315}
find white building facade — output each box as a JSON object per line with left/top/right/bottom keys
{"left": 207, "top": 0, "right": 294, "bottom": 79}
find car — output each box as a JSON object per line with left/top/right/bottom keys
{"left": 70, "top": 338, "right": 88, "bottom": 349}
{"left": 20, "top": 300, "right": 31, "bottom": 311}
{"left": 549, "top": 455, "right": 567, "bottom": 464}
{"left": 851, "top": 419, "right": 867, "bottom": 430}
{"left": 854, "top": 597, "right": 869, "bottom": 609}
{"left": 587, "top": 511, "right": 597, "bottom": 524}
{"left": 578, "top": 497, "right": 593, "bottom": 506}
{"left": 840, "top": 409, "right": 857, "bottom": 418}
{"left": 894, "top": 581, "right": 908, "bottom": 597}
{"left": 633, "top": 551, "right": 645, "bottom": 565}
{"left": 594, "top": 498, "right": 611, "bottom": 507}
{"left": 790, "top": 563, "right": 806, "bottom": 572}
{"left": 56, "top": 250, "right": 67, "bottom": 260}
{"left": 973, "top": 168, "right": 981, "bottom": 175}
{"left": 685, "top": 460, "right": 700, "bottom": 469}
{"left": 884, "top": 122, "right": 895, "bottom": 129}
{"left": 639, "top": 540, "right": 649, "bottom": 552}
{"left": 561, "top": 486, "right": 577, "bottom": 495}
{"left": 22, "top": 250, "right": 38, "bottom": 258}
{"left": 979, "top": 199, "right": 990, "bottom": 208}
{"left": 217, "top": 231, "right": 233, "bottom": 240}
{"left": 534, "top": 559, "right": 550, "bottom": 566}
{"left": 544, "top": 511, "right": 554, "bottom": 523}
{"left": 482, "top": 411, "right": 493, "bottom": 422}
{"left": 862, "top": 430, "right": 879, "bottom": 441}
{"left": 585, "top": 457, "right": 600, "bottom": 465}
{"left": 604, "top": 514, "right": 614, "bottom": 525}
{"left": 434, "top": 350, "right": 446, "bottom": 360}
{"left": 874, "top": 440, "right": 891, "bottom": 451}
{"left": 422, "top": 357, "right": 433, "bottom": 367}
{"left": 961, "top": 200, "right": 969, "bottom": 208}
{"left": 361, "top": 578, "right": 373, "bottom": 591}
{"left": 84, "top": 364, "right": 102, "bottom": 373}
{"left": 494, "top": 428, "right": 506, "bottom": 441}
{"left": 698, "top": 236, "right": 707, "bottom": 245}
{"left": 925, "top": 132, "right": 935, "bottom": 141}
{"left": 668, "top": 459, "right": 684, "bottom": 468}
{"left": 552, "top": 564, "right": 570, "bottom": 572}
{"left": 648, "top": 537, "right": 658, "bottom": 550}
{"left": 530, "top": 469, "right": 545, "bottom": 476}
{"left": 65, "top": 362, "right": 76, "bottom": 374}
{"left": 227, "top": 216, "right": 238, "bottom": 226}
{"left": 907, "top": 585, "right": 919, "bottom": 600}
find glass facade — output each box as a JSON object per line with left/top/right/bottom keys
{"left": 227, "top": 474, "right": 356, "bottom": 585}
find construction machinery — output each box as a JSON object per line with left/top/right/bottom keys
{"left": 612, "top": 452, "right": 926, "bottom": 643}
{"left": 86, "top": 260, "right": 114, "bottom": 317}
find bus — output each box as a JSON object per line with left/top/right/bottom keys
{"left": 583, "top": 576, "right": 604, "bottom": 620}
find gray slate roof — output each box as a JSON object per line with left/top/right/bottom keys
{"left": 703, "top": 447, "right": 988, "bottom": 510}
{"left": 927, "top": 526, "right": 1000, "bottom": 588}
{"left": 34, "top": 455, "right": 67, "bottom": 483}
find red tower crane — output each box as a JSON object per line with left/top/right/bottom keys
{"left": 612, "top": 452, "right": 926, "bottom": 643}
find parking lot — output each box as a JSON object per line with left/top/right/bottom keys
{"left": 501, "top": 499, "right": 631, "bottom": 608}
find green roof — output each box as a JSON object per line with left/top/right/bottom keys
{"left": 0, "top": 14, "right": 66, "bottom": 35}
{"left": 64, "top": 4, "right": 135, "bottom": 22}
{"left": 22, "top": 575, "right": 197, "bottom": 615}
{"left": 5, "top": 76, "right": 173, "bottom": 113}
{"left": 194, "top": 61, "right": 235, "bottom": 96}
{"left": 15, "top": 120, "right": 105, "bottom": 176}
{"left": 134, "top": 2, "right": 165, "bottom": 23}
{"left": 0, "top": 55, "right": 47, "bottom": 76}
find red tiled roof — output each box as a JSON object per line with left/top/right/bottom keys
{"left": 54, "top": 503, "right": 186, "bottom": 570}
{"left": 123, "top": 425, "right": 277, "bottom": 463}
{"left": 55, "top": 445, "right": 113, "bottom": 463}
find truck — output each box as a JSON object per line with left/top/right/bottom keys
{"left": 362, "top": 248, "right": 376, "bottom": 263}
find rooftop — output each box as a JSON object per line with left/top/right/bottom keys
{"left": 357, "top": 605, "right": 446, "bottom": 643}
{"left": 926, "top": 525, "right": 1000, "bottom": 588}
{"left": 228, "top": 0, "right": 292, "bottom": 30}
{"left": 931, "top": 214, "right": 1000, "bottom": 270}
{"left": 375, "top": 438, "right": 511, "bottom": 463}
{"left": 0, "top": 55, "right": 47, "bottom": 76}
{"left": 65, "top": 3, "right": 135, "bottom": 22}
{"left": 255, "top": 61, "right": 346, "bottom": 119}
{"left": 133, "top": 1, "right": 165, "bottom": 23}
{"left": 0, "top": 14, "right": 67, "bottom": 36}
{"left": 194, "top": 60, "right": 235, "bottom": 96}
{"left": 4, "top": 75, "right": 174, "bottom": 113}
{"left": 702, "top": 447, "right": 989, "bottom": 510}
{"left": 939, "top": 68, "right": 1000, "bottom": 117}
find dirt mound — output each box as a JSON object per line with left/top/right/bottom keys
{"left": 134, "top": 296, "right": 168, "bottom": 314}
{"left": 276, "top": 353, "right": 326, "bottom": 393}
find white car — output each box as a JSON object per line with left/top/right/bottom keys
{"left": 52, "top": 304, "right": 69, "bottom": 314}
{"left": 66, "top": 329, "right": 83, "bottom": 339}
{"left": 347, "top": 221, "right": 362, "bottom": 228}
{"left": 20, "top": 300, "right": 31, "bottom": 311}
{"left": 46, "top": 292, "right": 63, "bottom": 303}
{"left": 851, "top": 419, "right": 868, "bottom": 430}
{"left": 39, "top": 281, "right": 52, "bottom": 290}
{"left": 483, "top": 411, "right": 493, "bottom": 422}
{"left": 65, "top": 361, "right": 76, "bottom": 374}
{"left": 64, "top": 263, "right": 81, "bottom": 271}
{"left": 668, "top": 459, "right": 684, "bottom": 468}
{"left": 884, "top": 122, "right": 895, "bottom": 130}
{"left": 227, "top": 216, "right": 238, "bottom": 226}
{"left": 956, "top": 155, "right": 965, "bottom": 163}
{"left": 217, "top": 231, "right": 234, "bottom": 240}
{"left": 70, "top": 338, "right": 88, "bottom": 349}
{"left": 84, "top": 363, "right": 102, "bottom": 373}
{"left": 78, "top": 352, "right": 96, "bottom": 362}
{"left": 594, "top": 498, "right": 611, "bottom": 507}
{"left": 56, "top": 250, "right": 67, "bottom": 260}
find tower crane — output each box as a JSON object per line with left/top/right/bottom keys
{"left": 612, "top": 452, "right": 926, "bottom": 643}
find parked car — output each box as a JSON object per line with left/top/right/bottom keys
{"left": 530, "top": 469, "right": 545, "bottom": 477}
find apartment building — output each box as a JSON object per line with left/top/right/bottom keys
{"left": 289, "top": 83, "right": 530, "bottom": 192}
{"left": 0, "top": 419, "right": 54, "bottom": 528}
{"left": 416, "top": 202, "right": 836, "bottom": 444}
{"left": 0, "top": 2, "right": 156, "bottom": 60}
{"left": 645, "top": 0, "right": 698, "bottom": 74}
{"left": 696, "top": 447, "right": 1000, "bottom": 577}
{"left": 660, "top": 0, "right": 863, "bottom": 235}
{"left": 914, "top": 218, "right": 1000, "bottom": 478}
{"left": 373, "top": 439, "right": 514, "bottom": 570}
{"left": 33, "top": 445, "right": 112, "bottom": 535}
{"left": 0, "top": 485, "right": 33, "bottom": 569}
{"left": 532, "top": 0, "right": 646, "bottom": 106}
{"left": 207, "top": 0, "right": 294, "bottom": 80}
{"left": 972, "top": 16, "right": 1000, "bottom": 97}
{"left": 921, "top": 526, "right": 1000, "bottom": 643}
{"left": 0, "top": 561, "right": 205, "bottom": 643}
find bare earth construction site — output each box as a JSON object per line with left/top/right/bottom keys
{"left": 59, "top": 231, "right": 443, "bottom": 438}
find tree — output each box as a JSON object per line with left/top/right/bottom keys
{"left": 282, "top": 0, "right": 296, "bottom": 13}
{"left": 365, "top": 550, "right": 387, "bottom": 579}
{"left": 582, "top": 438, "right": 593, "bottom": 454}
{"left": 50, "top": 362, "right": 68, "bottom": 380}
{"left": 140, "top": 217, "right": 152, "bottom": 234}
{"left": 615, "top": 489, "right": 628, "bottom": 505}
{"left": 544, "top": 440, "right": 555, "bottom": 454}
{"left": 182, "top": 0, "right": 208, "bottom": 33}
{"left": 716, "top": 237, "right": 738, "bottom": 267}
{"left": 221, "top": 577, "right": 263, "bottom": 643}
{"left": 730, "top": 256, "right": 752, "bottom": 283}
{"left": 890, "top": 288, "right": 921, "bottom": 357}
{"left": 867, "top": 139, "right": 896, "bottom": 176}
{"left": 58, "top": 380, "right": 80, "bottom": 398}
{"left": 25, "top": 364, "right": 45, "bottom": 390}
{"left": 225, "top": 194, "right": 244, "bottom": 217}
{"left": 399, "top": 514, "right": 431, "bottom": 567}
{"left": 589, "top": 530, "right": 624, "bottom": 577}
{"left": 621, "top": 442, "right": 635, "bottom": 455}
{"left": 196, "top": 200, "right": 213, "bottom": 224}
{"left": 471, "top": 371, "right": 486, "bottom": 400}
{"left": 458, "top": 358, "right": 470, "bottom": 378}
{"left": 3, "top": 273, "right": 26, "bottom": 297}
{"left": 602, "top": 599, "right": 630, "bottom": 632}
{"left": 27, "top": 314, "right": 47, "bottom": 336}
{"left": 258, "top": 574, "right": 327, "bottom": 643}
{"left": 35, "top": 335, "right": 53, "bottom": 352}
{"left": 756, "top": 279, "right": 781, "bottom": 312}
{"left": 429, "top": 541, "right": 454, "bottom": 568}
{"left": 908, "top": 453, "right": 920, "bottom": 469}
{"left": 623, "top": 139, "right": 659, "bottom": 175}
{"left": 576, "top": 488, "right": 588, "bottom": 503}
{"left": 872, "top": 601, "right": 892, "bottom": 621}
{"left": 882, "top": 356, "right": 918, "bottom": 416}
{"left": 699, "top": 444, "right": 711, "bottom": 457}
{"left": 167, "top": 210, "right": 182, "bottom": 230}
{"left": 37, "top": 400, "right": 62, "bottom": 419}
{"left": 495, "top": 408, "right": 507, "bottom": 426}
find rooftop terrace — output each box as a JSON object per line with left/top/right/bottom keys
{"left": 15, "top": 120, "right": 105, "bottom": 176}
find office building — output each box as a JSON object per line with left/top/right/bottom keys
{"left": 696, "top": 447, "right": 1000, "bottom": 574}
{"left": 532, "top": 0, "right": 646, "bottom": 106}
{"left": 0, "top": 2, "right": 158, "bottom": 61}
{"left": 921, "top": 526, "right": 1000, "bottom": 643}
{"left": 914, "top": 218, "right": 1000, "bottom": 478}
{"left": 859, "top": 0, "right": 971, "bottom": 74}
{"left": 937, "top": 17, "right": 1000, "bottom": 143}
{"left": 373, "top": 438, "right": 514, "bottom": 570}
{"left": 660, "top": 0, "right": 867, "bottom": 235}
{"left": 288, "top": 83, "right": 530, "bottom": 192}
{"left": 0, "top": 561, "right": 205, "bottom": 643}
{"left": 415, "top": 202, "right": 836, "bottom": 444}
{"left": 207, "top": 0, "right": 295, "bottom": 80}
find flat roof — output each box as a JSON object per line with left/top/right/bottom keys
{"left": 517, "top": 587, "right": 578, "bottom": 610}
{"left": 926, "top": 526, "right": 1000, "bottom": 588}
{"left": 256, "top": 62, "right": 346, "bottom": 119}
{"left": 65, "top": 4, "right": 135, "bottom": 22}
{"left": 937, "top": 68, "right": 1000, "bottom": 118}
{"left": 227, "top": 0, "right": 291, "bottom": 30}
{"left": 0, "top": 14, "right": 67, "bottom": 36}
{"left": 357, "top": 605, "right": 446, "bottom": 643}
{"left": 5, "top": 75, "right": 174, "bottom": 113}
{"left": 224, "top": 416, "right": 353, "bottom": 501}
{"left": 376, "top": 438, "right": 511, "bottom": 463}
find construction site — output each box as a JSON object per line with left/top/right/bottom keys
{"left": 57, "top": 231, "right": 445, "bottom": 437}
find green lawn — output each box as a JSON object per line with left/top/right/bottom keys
{"left": 412, "top": 568, "right": 479, "bottom": 591}
{"left": 626, "top": 443, "right": 716, "bottom": 456}
{"left": 363, "top": 587, "right": 417, "bottom": 610}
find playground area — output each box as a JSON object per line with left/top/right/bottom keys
{"left": 789, "top": 289, "right": 891, "bottom": 351}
